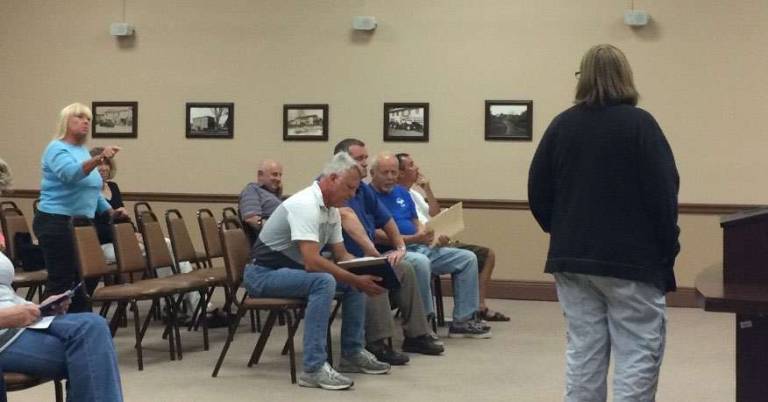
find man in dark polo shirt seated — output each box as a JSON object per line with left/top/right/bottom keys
{"left": 242, "top": 152, "right": 390, "bottom": 391}
{"left": 238, "top": 159, "right": 284, "bottom": 245}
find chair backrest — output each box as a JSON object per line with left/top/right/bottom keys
{"left": 197, "top": 208, "right": 222, "bottom": 259}
{"left": 219, "top": 218, "right": 250, "bottom": 287}
{"left": 221, "top": 207, "right": 239, "bottom": 221}
{"left": 0, "top": 208, "right": 28, "bottom": 264}
{"left": 112, "top": 221, "right": 149, "bottom": 278}
{"left": 72, "top": 221, "right": 113, "bottom": 279}
{"left": 133, "top": 201, "right": 154, "bottom": 226}
{"left": 0, "top": 201, "right": 19, "bottom": 211}
{"left": 139, "top": 211, "right": 175, "bottom": 272}
{"left": 165, "top": 209, "right": 198, "bottom": 263}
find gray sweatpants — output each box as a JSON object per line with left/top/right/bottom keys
{"left": 365, "top": 259, "right": 430, "bottom": 343}
{"left": 554, "top": 272, "right": 667, "bottom": 402}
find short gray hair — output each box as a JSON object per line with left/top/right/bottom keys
{"left": 369, "top": 151, "right": 396, "bottom": 173}
{"left": 322, "top": 152, "right": 360, "bottom": 178}
{"left": 0, "top": 158, "right": 12, "bottom": 191}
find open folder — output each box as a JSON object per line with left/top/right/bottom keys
{"left": 425, "top": 202, "right": 465, "bottom": 244}
{"left": 338, "top": 256, "right": 401, "bottom": 290}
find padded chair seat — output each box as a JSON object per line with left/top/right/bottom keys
{"left": 185, "top": 266, "right": 227, "bottom": 284}
{"left": 3, "top": 372, "right": 50, "bottom": 391}
{"left": 92, "top": 278, "right": 188, "bottom": 300}
{"left": 12, "top": 270, "right": 47, "bottom": 286}
{"left": 241, "top": 297, "right": 305, "bottom": 309}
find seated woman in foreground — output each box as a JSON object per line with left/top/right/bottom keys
{"left": 0, "top": 157, "right": 124, "bottom": 402}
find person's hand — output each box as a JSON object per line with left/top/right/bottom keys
{"left": 436, "top": 235, "right": 451, "bottom": 247}
{"left": 353, "top": 275, "right": 386, "bottom": 296}
{"left": 40, "top": 293, "right": 71, "bottom": 315}
{"left": 417, "top": 173, "right": 431, "bottom": 189}
{"left": 99, "top": 146, "right": 121, "bottom": 161}
{"left": 4, "top": 304, "right": 41, "bottom": 327}
{"left": 112, "top": 207, "right": 129, "bottom": 219}
{"left": 414, "top": 228, "right": 435, "bottom": 245}
{"left": 384, "top": 248, "right": 406, "bottom": 266}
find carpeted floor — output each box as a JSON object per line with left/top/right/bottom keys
{"left": 9, "top": 298, "right": 734, "bottom": 402}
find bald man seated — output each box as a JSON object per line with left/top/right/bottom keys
{"left": 238, "top": 159, "right": 284, "bottom": 245}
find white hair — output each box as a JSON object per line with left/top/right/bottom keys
{"left": 0, "top": 158, "right": 12, "bottom": 191}
{"left": 322, "top": 152, "right": 360, "bottom": 178}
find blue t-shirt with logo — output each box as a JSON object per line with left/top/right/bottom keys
{"left": 343, "top": 182, "right": 392, "bottom": 257}
{"left": 371, "top": 185, "right": 418, "bottom": 236}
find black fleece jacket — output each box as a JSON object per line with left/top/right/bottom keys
{"left": 528, "top": 103, "right": 680, "bottom": 293}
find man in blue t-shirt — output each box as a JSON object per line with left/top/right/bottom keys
{"left": 369, "top": 152, "right": 491, "bottom": 339}
{"left": 334, "top": 139, "right": 444, "bottom": 362}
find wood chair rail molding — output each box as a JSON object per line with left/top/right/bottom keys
{"left": 2, "top": 189, "right": 762, "bottom": 215}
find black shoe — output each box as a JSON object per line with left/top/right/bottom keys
{"left": 402, "top": 334, "right": 445, "bottom": 355}
{"left": 205, "top": 308, "right": 230, "bottom": 328}
{"left": 366, "top": 340, "right": 410, "bottom": 365}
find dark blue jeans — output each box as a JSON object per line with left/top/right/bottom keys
{"left": 0, "top": 313, "right": 123, "bottom": 402}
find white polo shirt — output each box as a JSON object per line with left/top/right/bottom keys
{"left": 252, "top": 181, "right": 343, "bottom": 269}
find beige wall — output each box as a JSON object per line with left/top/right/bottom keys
{"left": 0, "top": 0, "right": 758, "bottom": 288}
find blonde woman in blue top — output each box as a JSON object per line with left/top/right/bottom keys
{"left": 32, "top": 103, "right": 125, "bottom": 313}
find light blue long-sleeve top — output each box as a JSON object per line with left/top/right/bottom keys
{"left": 38, "top": 140, "right": 110, "bottom": 218}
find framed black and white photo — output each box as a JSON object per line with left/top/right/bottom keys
{"left": 186, "top": 103, "right": 234, "bottom": 139}
{"left": 383, "top": 103, "right": 429, "bottom": 142}
{"left": 485, "top": 100, "right": 533, "bottom": 141}
{"left": 91, "top": 102, "right": 138, "bottom": 138}
{"left": 283, "top": 104, "right": 329, "bottom": 141}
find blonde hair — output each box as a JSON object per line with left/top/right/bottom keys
{"left": 55, "top": 102, "right": 92, "bottom": 139}
{"left": 0, "top": 158, "right": 12, "bottom": 191}
{"left": 575, "top": 44, "right": 638, "bottom": 107}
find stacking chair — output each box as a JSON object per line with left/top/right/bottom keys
{"left": 197, "top": 208, "right": 223, "bottom": 263}
{"left": 211, "top": 219, "right": 306, "bottom": 383}
{"left": 0, "top": 207, "right": 47, "bottom": 301}
{"left": 165, "top": 209, "right": 211, "bottom": 268}
{"left": 2, "top": 372, "right": 63, "bottom": 402}
{"left": 72, "top": 220, "right": 199, "bottom": 370}
{"left": 165, "top": 209, "right": 230, "bottom": 329}
{"left": 139, "top": 212, "right": 223, "bottom": 348}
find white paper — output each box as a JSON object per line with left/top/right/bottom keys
{"left": 425, "top": 202, "right": 465, "bottom": 242}
{"left": 28, "top": 316, "right": 55, "bottom": 330}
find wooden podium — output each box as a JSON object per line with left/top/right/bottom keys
{"left": 696, "top": 208, "right": 768, "bottom": 402}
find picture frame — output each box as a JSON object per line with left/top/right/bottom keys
{"left": 186, "top": 103, "right": 234, "bottom": 139}
{"left": 283, "top": 104, "right": 329, "bottom": 141}
{"left": 383, "top": 103, "right": 429, "bottom": 142}
{"left": 485, "top": 100, "right": 533, "bottom": 141}
{"left": 91, "top": 101, "right": 138, "bottom": 138}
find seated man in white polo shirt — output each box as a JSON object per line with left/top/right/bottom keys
{"left": 242, "top": 152, "right": 390, "bottom": 391}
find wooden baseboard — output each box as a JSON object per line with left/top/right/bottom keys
{"left": 440, "top": 278, "right": 699, "bottom": 308}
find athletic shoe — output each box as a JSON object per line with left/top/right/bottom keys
{"left": 338, "top": 349, "right": 391, "bottom": 374}
{"left": 366, "top": 340, "right": 410, "bottom": 365}
{"left": 298, "top": 362, "right": 354, "bottom": 390}
{"left": 402, "top": 334, "right": 445, "bottom": 355}
{"left": 448, "top": 320, "right": 492, "bottom": 339}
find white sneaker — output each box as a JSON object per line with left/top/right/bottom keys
{"left": 298, "top": 362, "right": 354, "bottom": 390}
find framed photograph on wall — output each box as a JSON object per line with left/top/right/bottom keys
{"left": 383, "top": 103, "right": 429, "bottom": 142}
{"left": 485, "top": 100, "right": 533, "bottom": 141}
{"left": 283, "top": 104, "right": 329, "bottom": 141}
{"left": 186, "top": 103, "right": 234, "bottom": 139}
{"left": 91, "top": 101, "right": 138, "bottom": 138}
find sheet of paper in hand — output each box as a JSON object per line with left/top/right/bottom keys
{"left": 338, "top": 256, "right": 401, "bottom": 290}
{"left": 425, "top": 202, "right": 465, "bottom": 244}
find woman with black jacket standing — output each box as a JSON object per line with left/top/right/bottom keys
{"left": 528, "top": 44, "right": 680, "bottom": 402}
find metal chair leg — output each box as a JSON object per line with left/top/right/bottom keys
{"left": 211, "top": 307, "right": 246, "bottom": 377}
